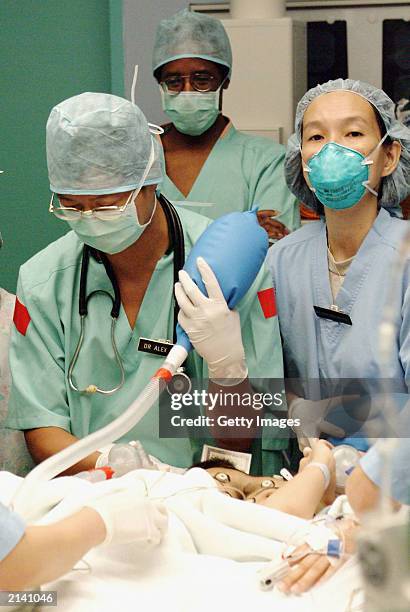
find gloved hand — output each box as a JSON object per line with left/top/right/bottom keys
{"left": 289, "top": 396, "right": 347, "bottom": 450}
{"left": 290, "top": 394, "right": 392, "bottom": 450}
{"left": 85, "top": 487, "right": 168, "bottom": 547}
{"left": 174, "top": 257, "right": 248, "bottom": 385}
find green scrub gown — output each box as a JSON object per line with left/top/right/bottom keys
{"left": 6, "top": 207, "right": 285, "bottom": 473}
{"left": 159, "top": 121, "right": 300, "bottom": 231}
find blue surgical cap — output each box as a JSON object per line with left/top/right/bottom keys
{"left": 47, "top": 92, "right": 163, "bottom": 195}
{"left": 152, "top": 8, "right": 232, "bottom": 78}
{"left": 285, "top": 79, "right": 410, "bottom": 214}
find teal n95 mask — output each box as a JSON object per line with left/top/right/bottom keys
{"left": 67, "top": 142, "right": 157, "bottom": 254}
{"left": 161, "top": 88, "right": 221, "bottom": 136}
{"left": 302, "top": 134, "right": 388, "bottom": 210}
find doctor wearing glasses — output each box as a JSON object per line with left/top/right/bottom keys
{"left": 152, "top": 9, "right": 300, "bottom": 239}
{"left": 6, "top": 92, "right": 282, "bottom": 475}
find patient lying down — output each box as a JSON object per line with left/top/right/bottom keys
{"left": 194, "top": 440, "right": 358, "bottom": 595}
{"left": 198, "top": 439, "right": 337, "bottom": 519}
{"left": 0, "top": 440, "right": 359, "bottom": 599}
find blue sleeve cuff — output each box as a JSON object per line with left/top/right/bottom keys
{"left": 0, "top": 502, "right": 25, "bottom": 561}
{"left": 360, "top": 439, "right": 410, "bottom": 506}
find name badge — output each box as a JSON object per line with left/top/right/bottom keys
{"left": 313, "top": 305, "right": 352, "bottom": 326}
{"left": 138, "top": 337, "right": 174, "bottom": 356}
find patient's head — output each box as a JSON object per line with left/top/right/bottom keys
{"left": 193, "top": 459, "right": 284, "bottom": 504}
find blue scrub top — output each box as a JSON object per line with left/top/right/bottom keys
{"left": 267, "top": 209, "right": 410, "bottom": 383}
{"left": 266, "top": 209, "right": 410, "bottom": 448}
{"left": 360, "top": 405, "right": 410, "bottom": 505}
{"left": 0, "top": 501, "right": 25, "bottom": 561}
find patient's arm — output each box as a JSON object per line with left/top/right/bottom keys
{"left": 0, "top": 508, "right": 106, "bottom": 590}
{"left": 25, "top": 427, "right": 101, "bottom": 475}
{"left": 262, "top": 441, "right": 336, "bottom": 519}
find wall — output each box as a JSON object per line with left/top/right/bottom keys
{"left": 0, "top": 0, "right": 123, "bottom": 292}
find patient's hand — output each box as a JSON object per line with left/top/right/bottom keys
{"left": 277, "top": 519, "right": 358, "bottom": 595}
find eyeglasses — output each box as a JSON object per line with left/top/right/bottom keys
{"left": 49, "top": 190, "right": 137, "bottom": 221}
{"left": 160, "top": 72, "right": 219, "bottom": 94}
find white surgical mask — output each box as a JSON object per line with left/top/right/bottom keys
{"left": 161, "top": 87, "right": 221, "bottom": 136}
{"left": 68, "top": 192, "right": 157, "bottom": 254}
{"left": 68, "top": 142, "right": 156, "bottom": 254}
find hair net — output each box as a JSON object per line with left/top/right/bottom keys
{"left": 144, "top": 136, "right": 163, "bottom": 187}
{"left": 396, "top": 98, "right": 410, "bottom": 129}
{"left": 285, "top": 79, "right": 410, "bottom": 214}
{"left": 47, "top": 92, "right": 163, "bottom": 195}
{"left": 152, "top": 8, "right": 232, "bottom": 78}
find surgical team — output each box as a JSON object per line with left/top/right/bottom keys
{"left": 0, "top": 6, "right": 409, "bottom": 599}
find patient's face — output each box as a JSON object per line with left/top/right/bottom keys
{"left": 206, "top": 467, "right": 285, "bottom": 504}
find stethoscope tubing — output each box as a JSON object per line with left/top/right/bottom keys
{"left": 68, "top": 194, "right": 185, "bottom": 395}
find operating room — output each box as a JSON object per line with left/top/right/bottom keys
{"left": 1, "top": 0, "right": 410, "bottom": 611}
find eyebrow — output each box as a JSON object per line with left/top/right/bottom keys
{"left": 304, "top": 116, "right": 370, "bottom": 131}
{"left": 162, "top": 69, "right": 213, "bottom": 77}
{"left": 56, "top": 194, "right": 76, "bottom": 201}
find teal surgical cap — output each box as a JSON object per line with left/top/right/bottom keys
{"left": 47, "top": 92, "right": 163, "bottom": 195}
{"left": 152, "top": 8, "right": 232, "bottom": 78}
{"left": 285, "top": 79, "right": 410, "bottom": 214}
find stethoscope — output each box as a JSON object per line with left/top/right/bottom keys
{"left": 68, "top": 194, "right": 185, "bottom": 395}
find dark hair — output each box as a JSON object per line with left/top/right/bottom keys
{"left": 372, "top": 106, "right": 392, "bottom": 146}
{"left": 191, "top": 458, "right": 238, "bottom": 471}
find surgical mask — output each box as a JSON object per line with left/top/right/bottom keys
{"left": 302, "top": 134, "right": 388, "bottom": 210}
{"left": 67, "top": 143, "right": 156, "bottom": 254}
{"left": 67, "top": 193, "right": 157, "bottom": 254}
{"left": 160, "top": 88, "right": 221, "bottom": 136}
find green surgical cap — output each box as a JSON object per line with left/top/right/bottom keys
{"left": 47, "top": 92, "right": 163, "bottom": 195}
{"left": 152, "top": 8, "right": 232, "bottom": 78}
{"left": 285, "top": 79, "right": 410, "bottom": 214}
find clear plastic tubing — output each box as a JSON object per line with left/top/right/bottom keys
{"left": 11, "top": 345, "right": 186, "bottom": 519}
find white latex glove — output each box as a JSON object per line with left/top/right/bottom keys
{"left": 85, "top": 487, "right": 168, "bottom": 547}
{"left": 289, "top": 397, "right": 347, "bottom": 450}
{"left": 174, "top": 257, "right": 248, "bottom": 385}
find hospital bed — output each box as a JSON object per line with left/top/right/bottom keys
{"left": 0, "top": 469, "right": 363, "bottom": 612}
